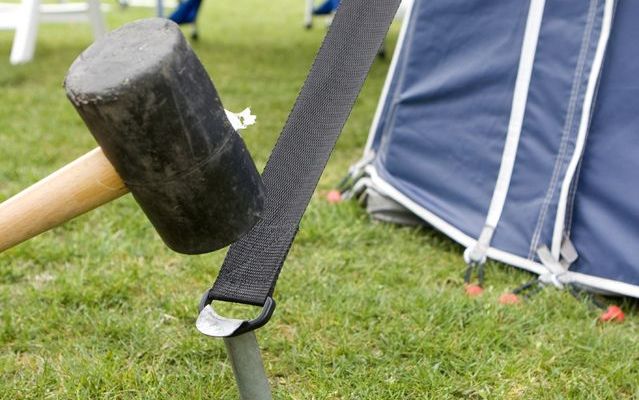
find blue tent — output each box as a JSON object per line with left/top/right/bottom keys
{"left": 347, "top": 0, "right": 639, "bottom": 297}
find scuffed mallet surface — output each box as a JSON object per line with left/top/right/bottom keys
{"left": 64, "top": 19, "right": 265, "bottom": 254}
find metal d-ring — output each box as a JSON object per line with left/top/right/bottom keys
{"left": 196, "top": 290, "right": 276, "bottom": 338}
{"left": 196, "top": 290, "right": 275, "bottom": 399}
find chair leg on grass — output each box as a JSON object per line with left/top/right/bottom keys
{"left": 10, "top": 0, "right": 40, "bottom": 64}
{"left": 156, "top": 0, "right": 164, "bottom": 17}
{"left": 224, "top": 331, "right": 272, "bottom": 400}
{"left": 87, "top": 0, "right": 106, "bottom": 39}
{"left": 304, "top": 0, "right": 314, "bottom": 29}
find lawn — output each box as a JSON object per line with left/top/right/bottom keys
{"left": 1, "top": 1, "right": 638, "bottom": 398}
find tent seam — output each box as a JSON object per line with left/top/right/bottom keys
{"left": 550, "top": 0, "right": 615, "bottom": 257}
{"left": 527, "top": 0, "right": 600, "bottom": 259}
{"left": 564, "top": 3, "right": 614, "bottom": 243}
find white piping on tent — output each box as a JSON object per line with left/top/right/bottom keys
{"left": 565, "top": 271, "right": 639, "bottom": 298}
{"left": 367, "top": 165, "right": 639, "bottom": 297}
{"left": 550, "top": 0, "right": 615, "bottom": 258}
{"left": 464, "top": 0, "right": 546, "bottom": 264}
{"left": 366, "top": 166, "right": 547, "bottom": 276}
{"left": 362, "top": 0, "right": 415, "bottom": 158}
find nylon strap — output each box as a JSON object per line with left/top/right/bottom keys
{"left": 208, "top": 0, "right": 401, "bottom": 306}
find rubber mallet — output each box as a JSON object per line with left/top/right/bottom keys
{"left": 0, "top": 19, "right": 265, "bottom": 254}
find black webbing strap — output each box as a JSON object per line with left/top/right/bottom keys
{"left": 207, "top": 0, "right": 401, "bottom": 307}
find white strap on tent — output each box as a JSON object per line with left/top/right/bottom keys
{"left": 463, "top": 225, "right": 494, "bottom": 265}
{"left": 465, "top": 0, "right": 546, "bottom": 264}
{"left": 536, "top": 235, "right": 579, "bottom": 289}
{"left": 536, "top": 245, "right": 569, "bottom": 289}
{"left": 550, "top": 0, "right": 615, "bottom": 259}
{"left": 560, "top": 234, "right": 578, "bottom": 265}
{"left": 347, "top": 151, "right": 375, "bottom": 178}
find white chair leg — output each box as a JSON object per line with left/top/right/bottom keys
{"left": 86, "top": 0, "right": 106, "bottom": 39}
{"left": 304, "top": 0, "right": 313, "bottom": 29}
{"left": 156, "top": 0, "right": 163, "bottom": 18}
{"left": 10, "top": 0, "right": 40, "bottom": 64}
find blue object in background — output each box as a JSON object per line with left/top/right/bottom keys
{"left": 169, "top": 0, "right": 202, "bottom": 24}
{"left": 313, "top": 0, "right": 340, "bottom": 15}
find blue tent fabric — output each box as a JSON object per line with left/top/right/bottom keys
{"left": 492, "top": 0, "right": 606, "bottom": 258}
{"left": 569, "top": 0, "right": 639, "bottom": 287}
{"left": 169, "top": 0, "right": 202, "bottom": 24}
{"left": 352, "top": 0, "right": 638, "bottom": 297}
{"left": 373, "top": 0, "right": 532, "bottom": 240}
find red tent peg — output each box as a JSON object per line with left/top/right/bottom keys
{"left": 499, "top": 292, "right": 520, "bottom": 305}
{"left": 599, "top": 305, "right": 625, "bottom": 323}
{"left": 326, "top": 189, "right": 342, "bottom": 204}
{"left": 465, "top": 283, "right": 483, "bottom": 297}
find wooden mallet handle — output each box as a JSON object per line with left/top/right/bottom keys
{"left": 0, "top": 147, "right": 128, "bottom": 252}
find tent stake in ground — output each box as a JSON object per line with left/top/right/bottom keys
{"left": 197, "top": 0, "right": 400, "bottom": 396}
{"left": 3, "top": 2, "right": 401, "bottom": 397}
{"left": 224, "top": 333, "right": 271, "bottom": 400}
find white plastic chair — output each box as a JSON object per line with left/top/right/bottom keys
{"left": 0, "top": 0, "right": 106, "bottom": 64}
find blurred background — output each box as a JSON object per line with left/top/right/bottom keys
{"left": 0, "top": 1, "right": 637, "bottom": 399}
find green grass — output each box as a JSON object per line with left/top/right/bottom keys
{"left": 1, "top": 1, "right": 638, "bottom": 398}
